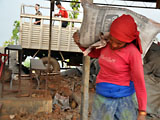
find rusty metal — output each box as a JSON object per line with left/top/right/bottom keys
{"left": 0, "top": 54, "right": 8, "bottom": 98}
{"left": 30, "top": 59, "right": 48, "bottom": 97}
{"left": 0, "top": 54, "right": 8, "bottom": 79}
{"left": 1, "top": 45, "right": 22, "bottom": 97}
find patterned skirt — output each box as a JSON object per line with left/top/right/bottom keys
{"left": 90, "top": 93, "right": 138, "bottom": 120}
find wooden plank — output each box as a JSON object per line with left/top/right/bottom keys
{"left": 57, "top": 21, "right": 62, "bottom": 49}
{"left": 20, "top": 14, "right": 82, "bottom": 23}
{"left": 28, "top": 18, "right": 33, "bottom": 48}
{"left": 19, "top": 17, "right": 23, "bottom": 45}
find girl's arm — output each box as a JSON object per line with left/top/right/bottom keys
{"left": 129, "top": 47, "right": 147, "bottom": 115}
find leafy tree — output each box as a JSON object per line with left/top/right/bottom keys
{"left": 3, "top": 20, "right": 20, "bottom": 47}
{"left": 69, "top": 0, "right": 80, "bottom": 27}
{"left": 11, "top": 20, "right": 20, "bottom": 45}
{"left": 3, "top": 40, "right": 15, "bottom": 47}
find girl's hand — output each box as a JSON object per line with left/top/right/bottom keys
{"left": 103, "top": 32, "right": 110, "bottom": 41}
{"left": 137, "top": 114, "right": 146, "bottom": 120}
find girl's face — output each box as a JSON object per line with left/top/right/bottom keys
{"left": 35, "top": 5, "right": 39, "bottom": 11}
{"left": 108, "top": 35, "right": 126, "bottom": 50}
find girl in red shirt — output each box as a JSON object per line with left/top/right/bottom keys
{"left": 73, "top": 14, "right": 147, "bottom": 120}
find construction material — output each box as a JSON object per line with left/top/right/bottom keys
{"left": 2, "top": 45, "right": 22, "bottom": 97}
{"left": 80, "top": 0, "right": 160, "bottom": 58}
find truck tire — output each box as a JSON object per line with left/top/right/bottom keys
{"left": 41, "top": 57, "right": 60, "bottom": 72}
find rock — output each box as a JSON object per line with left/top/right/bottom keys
{"left": 9, "top": 115, "right": 16, "bottom": 119}
{"left": 48, "top": 84, "right": 59, "bottom": 90}
{"left": 72, "top": 115, "right": 77, "bottom": 120}
{"left": 54, "top": 104, "right": 61, "bottom": 114}
{"left": 60, "top": 87, "right": 72, "bottom": 97}
{"left": 71, "top": 100, "right": 77, "bottom": 109}
{"left": 61, "top": 68, "right": 82, "bottom": 77}
{"left": 66, "top": 114, "right": 72, "bottom": 120}
{"left": 31, "top": 94, "right": 36, "bottom": 98}
{"left": 72, "top": 93, "right": 81, "bottom": 105}
{"left": 19, "top": 93, "right": 29, "bottom": 97}
{"left": 53, "top": 93, "right": 70, "bottom": 111}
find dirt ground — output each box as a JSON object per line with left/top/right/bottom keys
{"left": 0, "top": 73, "right": 94, "bottom": 120}
{"left": 0, "top": 74, "right": 159, "bottom": 120}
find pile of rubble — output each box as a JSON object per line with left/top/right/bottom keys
{"left": 5, "top": 73, "right": 94, "bottom": 120}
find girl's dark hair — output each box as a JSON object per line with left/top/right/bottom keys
{"left": 132, "top": 39, "right": 140, "bottom": 50}
{"left": 56, "top": 1, "right": 61, "bottom": 5}
{"left": 35, "top": 4, "right": 40, "bottom": 7}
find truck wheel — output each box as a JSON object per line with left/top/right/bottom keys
{"left": 41, "top": 57, "right": 60, "bottom": 72}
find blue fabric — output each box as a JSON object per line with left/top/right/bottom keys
{"left": 96, "top": 81, "right": 135, "bottom": 98}
{"left": 90, "top": 93, "right": 138, "bottom": 120}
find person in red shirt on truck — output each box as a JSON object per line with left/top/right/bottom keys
{"left": 54, "top": 1, "right": 68, "bottom": 28}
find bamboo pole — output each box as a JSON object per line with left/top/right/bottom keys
{"left": 80, "top": 0, "right": 93, "bottom": 119}
{"left": 81, "top": 56, "right": 90, "bottom": 120}
{"left": 48, "top": 0, "right": 54, "bottom": 72}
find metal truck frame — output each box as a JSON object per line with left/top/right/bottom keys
{"left": 19, "top": 4, "right": 83, "bottom": 71}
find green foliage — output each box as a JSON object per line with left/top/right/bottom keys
{"left": 11, "top": 20, "right": 20, "bottom": 44}
{"left": 3, "top": 40, "right": 15, "bottom": 47}
{"left": 69, "top": 0, "right": 80, "bottom": 27}
{"left": 3, "top": 20, "right": 20, "bottom": 47}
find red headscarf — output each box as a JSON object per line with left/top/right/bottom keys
{"left": 110, "top": 14, "right": 143, "bottom": 54}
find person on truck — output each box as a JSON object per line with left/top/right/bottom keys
{"left": 34, "top": 4, "right": 42, "bottom": 25}
{"left": 73, "top": 14, "right": 147, "bottom": 120}
{"left": 54, "top": 1, "right": 68, "bottom": 28}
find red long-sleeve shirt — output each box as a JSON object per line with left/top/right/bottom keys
{"left": 80, "top": 43, "right": 147, "bottom": 111}
{"left": 59, "top": 7, "right": 68, "bottom": 18}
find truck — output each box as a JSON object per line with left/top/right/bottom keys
{"left": 19, "top": 4, "right": 83, "bottom": 72}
